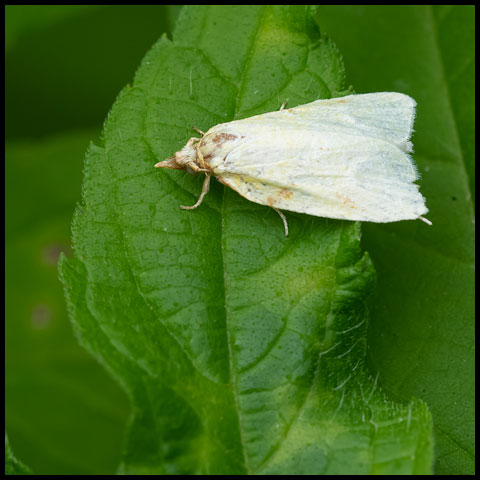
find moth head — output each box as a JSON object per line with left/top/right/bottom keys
{"left": 154, "top": 138, "right": 199, "bottom": 172}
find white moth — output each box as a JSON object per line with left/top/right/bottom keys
{"left": 155, "top": 92, "right": 431, "bottom": 236}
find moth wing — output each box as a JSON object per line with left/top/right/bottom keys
{"left": 222, "top": 92, "right": 416, "bottom": 153}
{"left": 212, "top": 128, "right": 427, "bottom": 223}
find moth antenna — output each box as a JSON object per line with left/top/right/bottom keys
{"left": 180, "top": 174, "right": 211, "bottom": 210}
{"left": 273, "top": 207, "right": 289, "bottom": 236}
{"left": 418, "top": 215, "right": 432, "bottom": 226}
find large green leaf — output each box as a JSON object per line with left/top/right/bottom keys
{"left": 314, "top": 5, "right": 475, "bottom": 475}
{"left": 59, "top": 5, "right": 433, "bottom": 474}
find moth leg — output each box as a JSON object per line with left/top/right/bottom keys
{"left": 418, "top": 215, "right": 432, "bottom": 226}
{"left": 192, "top": 127, "right": 205, "bottom": 136}
{"left": 279, "top": 100, "right": 288, "bottom": 111}
{"left": 188, "top": 162, "right": 210, "bottom": 174}
{"left": 180, "top": 174, "right": 211, "bottom": 210}
{"left": 273, "top": 207, "right": 289, "bottom": 237}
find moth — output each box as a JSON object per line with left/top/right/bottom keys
{"left": 155, "top": 92, "right": 431, "bottom": 236}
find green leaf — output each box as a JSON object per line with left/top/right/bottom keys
{"left": 314, "top": 5, "right": 475, "bottom": 475}
{"left": 5, "top": 132, "right": 130, "bottom": 474}
{"left": 5, "top": 434, "right": 31, "bottom": 475}
{"left": 60, "top": 5, "right": 433, "bottom": 474}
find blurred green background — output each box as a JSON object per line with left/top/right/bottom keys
{"left": 5, "top": 5, "right": 474, "bottom": 475}
{"left": 5, "top": 5, "right": 181, "bottom": 475}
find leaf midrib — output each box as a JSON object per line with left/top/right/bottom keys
{"left": 220, "top": 5, "right": 268, "bottom": 474}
